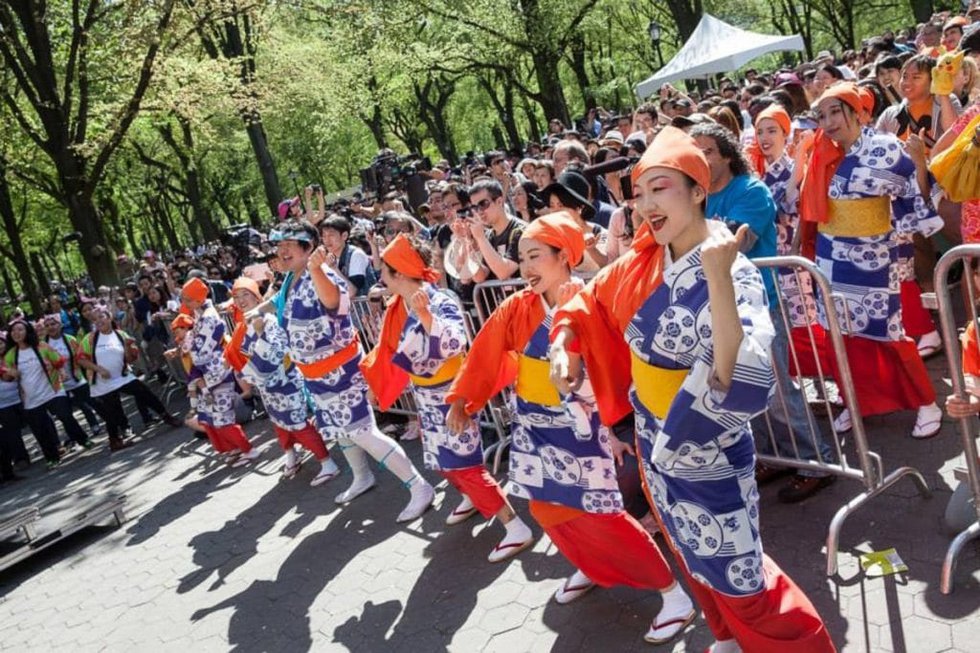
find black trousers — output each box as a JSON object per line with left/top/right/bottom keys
{"left": 0, "top": 404, "right": 26, "bottom": 479}
{"left": 44, "top": 394, "right": 90, "bottom": 446}
{"left": 92, "top": 379, "right": 169, "bottom": 439}
{"left": 22, "top": 403, "right": 62, "bottom": 462}
{"left": 0, "top": 404, "right": 29, "bottom": 464}
{"left": 66, "top": 382, "right": 101, "bottom": 429}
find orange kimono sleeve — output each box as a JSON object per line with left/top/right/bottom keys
{"left": 446, "top": 291, "right": 541, "bottom": 416}
{"left": 552, "top": 268, "right": 634, "bottom": 426}
{"left": 360, "top": 298, "right": 411, "bottom": 411}
{"left": 962, "top": 321, "right": 980, "bottom": 377}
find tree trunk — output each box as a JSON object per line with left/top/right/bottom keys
{"left": 243, "top": 117, "right": 281, "bottom": 218}
{"left": 30, "top": 252, "right": 52, "bottom": 300}
{"left": 530, "top": 49, "right": 570, "bottom": 125}
{"left": 909, "top": 0, "right": 933, "bottom": 24}
{"left": 56, "top": 153, "right": 119, "bottom": 285}
{"left": 569, "top": 32, "right": 594, "bottom": 113}
{"left": 0, "top": 263, "right": 16, "bottom": 304}
{"left": 159, "top": 118, "right": 221, "bottom": 241}
{"left": 521, "top": 95, "right": 542, "bottom": 144}
{"left": 0, "top": 165, "right": 43, "bottom": 314}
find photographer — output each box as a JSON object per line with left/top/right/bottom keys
{"left": 465, "top": 179, "right": 525, "bottom": 283}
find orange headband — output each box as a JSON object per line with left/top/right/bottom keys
{"left": 381, "top": 234, "right": 439, "bottom": 282}
{"left": 631, "top": 126, "right": 711, "bottom": 191}
{"left": 521, "top": 211, "right": 586, "bottom": 267}
{"left": 181, "top": 277, "right": 209, "bottom": 303}
{"left": 754, "top": 104, "right": 791, "bottom": 136}
{"left": 231, "top": 277, "right": 261, "bottom": 300}
{"left": 814, "top": 82, "right": 863, "bottom": 115}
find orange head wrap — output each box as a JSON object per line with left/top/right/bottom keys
{"left": 181, "top": 277, "right": 209, "bottom": 303}
{"left": 381, "top": 234, "right": 439, "bottom": 283}
{"left": 170, "top": 314, "right": 194, "bottom": 331}
{"left": 754, "top": 104, "right": 791, "bottom": 136}
{"left": 798, "top": 83, "right": 865, "bottom": 258}
{"left": 521, "top": 211, "right": 586, "bottom": 267}
{"left": 631, "top": 126, "right": 710, "bottom": 192}
{"left": 231, "top": 277, "right": 261, "bottom": 300}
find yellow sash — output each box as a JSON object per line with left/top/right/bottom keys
{"left": 515, "top": 355, "right": 561, "bottom": 407}
{"left": 409, "top": 354, "right": 464, "bottom": 387}
{"left": 631, "top": 351, "right": 688, "bottom": 420}
{"left": 818, "top": 196, "right": 891, "bottom": 238}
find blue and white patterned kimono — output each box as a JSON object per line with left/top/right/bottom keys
{"left": 390, "top": 285, "right": 482, "bottom": 471}
{"left": 815, "top": 127, "right": 943, "bottom": 341}
{"left": 184, "top": 302, "right": 236, "bottom": 427}
{"left": 764, "top": 154, "right": 816, "bottom": 327}
{"left": 629, "top": 237, "right": 775, "bottom": 596}
{"left": 279, "top": 266, "right": 374, "bottom": 442}
{"left": 238, "top": 313, "right": 309, "bottom": 431}
{"left": 507, "top": 303, "right": 623, "bottom": 514}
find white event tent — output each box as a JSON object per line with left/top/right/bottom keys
{"left": 635, "top": 14, "right": 806, "bottom": 98}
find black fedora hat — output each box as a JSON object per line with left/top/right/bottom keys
{"left": 542, "top": 170, "right": 596, "bottom": 222}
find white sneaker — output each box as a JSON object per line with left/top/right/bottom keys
{"left": 396, "top": 482, "right": 435, "bottom": 522}
{"left": 401, "top": 421, "right": 421, "bottom": 441}
{"left": 912, "top": 402, "right": 943, "bottom": 439}
{"left": 833, "top": 409, "right": 852, "bottom": 434}
{"left": 334, "top": 472, "right": 377, "bottom": 504}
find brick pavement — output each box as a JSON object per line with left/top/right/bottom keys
{"left": 0, "top": 353, "right": 978, "bottom": 652}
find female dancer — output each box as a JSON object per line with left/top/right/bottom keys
{"left": 3, "top": 319, "right": 92, "bottom": 465}
{"left": 361, "top": 234, "right": 533, "bottom": 560}
{"left": 266, "top": 220, "right": 434, "bottom": 521}
{"left": 179, "top": 277, "right": 259, "bottom": 466}
{"left": 550, "top": 127, "right": 835, "bottom": 652}
{"left": 446, "top": 212, "right": 695, "bottom": 644}
{"left": 77, "top": 305, "right": 181, "bottom": 450}
{"left": 226, "top": 277, "right": 339, "bottom": 486}
{"left": 800, "top": 83, "right": 944, "bottom": 438}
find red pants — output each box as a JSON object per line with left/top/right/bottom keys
{"left": 829, "top": 336, "right": 935, "bottom": 417}
{"left": 636, "top": 475, "right": 835, "bottom": 651}
{"left": 204, "top": 424, "right": 252, "bottom": 454}
{"left": 529, "top": 501, "right": 674, "bottom": 591}
{"left": 275, "top": 423, "right": 329, "bottom": 459}
{"left": 441, "top": 466, "right": 507, "bottom": 518}
{"left": 899, "top": 280, "right": 935, "bottom": 338}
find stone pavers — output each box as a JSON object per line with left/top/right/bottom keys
{"left": 0, "top": 351, "right": 977, "bottom": 652}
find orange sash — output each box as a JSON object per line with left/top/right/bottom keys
{"left": 360, "top": 296, "right": 412, "bottom": 410}
{"left": 223, "top": 322, "right": 250, "bottom": 373}
{"left": 295, "top": 340, "right": 359, "bottom": 379}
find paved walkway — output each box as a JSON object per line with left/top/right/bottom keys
{"left": 0, "top": 354, "right": 978, "bottom": 652}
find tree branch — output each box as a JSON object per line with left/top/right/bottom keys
{"left": 89, "top": 0, "right": 177, "bottom": 190}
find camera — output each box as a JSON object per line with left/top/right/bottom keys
{"left": 359, "top": 150, "right": 433, "bottom": 196}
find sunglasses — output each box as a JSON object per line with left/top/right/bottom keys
{"left": 474, "top": 198, "right": 494, "bottom": 211}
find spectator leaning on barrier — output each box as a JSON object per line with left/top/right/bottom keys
{"left": 318, "top": 214, "right": 375, "bottom": 298}
{"left": 466, "top": 179, "right": 525, "bottom": 283}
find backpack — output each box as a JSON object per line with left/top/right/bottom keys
{"left": 339, "top": 244, "right": 378, "bottom": 297}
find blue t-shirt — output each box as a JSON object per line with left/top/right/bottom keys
{"left": 706, "top": 174, "right": 778, "bottom": 302}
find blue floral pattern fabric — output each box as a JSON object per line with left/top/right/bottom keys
{"left": 506, "top": 304, "right": 623, "bottom": 514}
{"left": 239, "top": 313, "right": 310, "bottom": 431}
{"left": 628, "top": 234, "right": 776, "bottom": 596}
{"left": 815, "top": 128, "right": 943, "bottom": 341}
{"left": 183, "top": 301, "right": 237, "bottom": 427}
{"left": 278, "top": 266, "right": 374, "bottom": 441}
{"left": 390, "top": 286, "right": 482, "bottom": 471}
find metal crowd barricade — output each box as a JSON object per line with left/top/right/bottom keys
{"left": 349, "top": 296, "right": 419, "bottom": 416}
{"left": 753, "top": 255, "right": 931, "bottom": 576}
{"left": 472, "top": 279, "right": 529, "bottom": 473}
{"left": 934, "top": 245, "right": 980, "bottom": 594}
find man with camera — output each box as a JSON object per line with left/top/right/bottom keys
{"left": 318, "top": 215, "right": 375, "bottom": 297}
{"left": 464, "top": 180, "right": 525, "bottom": 284}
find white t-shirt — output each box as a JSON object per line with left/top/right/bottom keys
{"left": 47, "top": 336, "right": 85, "bottom": 390}
{"left": 88, "top": 332, "right": 132, "bottom": 398}
{"left": 346, "top": 246, "right": 371, "bottom": 279}
{"left": 17, "top": 348, "right": 61, "bottom": 410}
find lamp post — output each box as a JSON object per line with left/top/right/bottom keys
{"left": 648, "top": 20, "right": 664, "bottom": 69}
